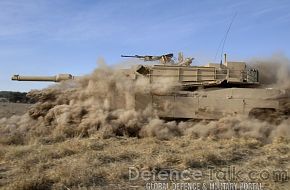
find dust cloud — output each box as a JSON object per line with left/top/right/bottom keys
{"left": 0, "top": 55, "right": 289, "bottom": 145}
{"left": 249, "top": 53, "right": 290, "bottom": 89}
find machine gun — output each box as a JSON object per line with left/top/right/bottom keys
{"left": 121, "top": 53, "right": 174, "bottom": 64}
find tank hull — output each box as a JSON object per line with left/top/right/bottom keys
{"left": 136, "top": 88, "right": 287, "bottom": 119}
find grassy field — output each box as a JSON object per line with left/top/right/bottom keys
{"left": 0, "top": 102, "right": 31, "bottom": 118}
{"left": 0, "top": 135, "right": 289, "bottom": 190}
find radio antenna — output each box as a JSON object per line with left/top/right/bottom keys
{"left": 214, "top": 13, "right": 237, "bottom": 63}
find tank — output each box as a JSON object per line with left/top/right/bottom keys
{"left": 11, "top": 53, "right": 289, "bottom": 120}
{"left": 124, "top": 53, "right": 289, "bottom": 120}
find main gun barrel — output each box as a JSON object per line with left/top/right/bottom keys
{"left": 11, "top": 74, "right": 74, "bottom": 82}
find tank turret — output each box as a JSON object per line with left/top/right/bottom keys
{"left": 133, "top": 55, "right": 259, "bottom": 89}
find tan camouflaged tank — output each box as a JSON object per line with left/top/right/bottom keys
{"left": 12, "top": 53, "right": 290, "bottom": 120}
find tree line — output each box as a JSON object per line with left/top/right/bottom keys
{"left": 0, "top": 91, "right": 34, "bottom": 103}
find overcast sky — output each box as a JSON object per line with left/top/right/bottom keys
{"left": 1, "top": 0, "right": 290, "bottom": 91}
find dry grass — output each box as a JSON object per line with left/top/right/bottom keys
{"left": 0, "top": 103, "right": 30, "bottom": 119}
{"left": 0, "top": 136, "right": 289, "bottom": 190}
